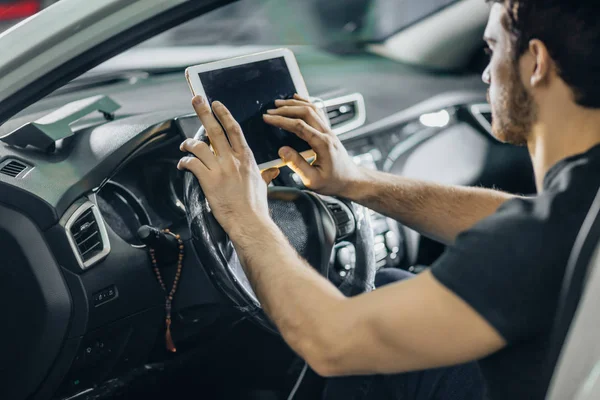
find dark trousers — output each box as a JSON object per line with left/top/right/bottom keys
{"left": 322, "top": 268, "right": 485, "bottom": 400}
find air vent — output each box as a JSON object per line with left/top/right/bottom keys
{"left": 327, "top": 103, "right": 356, "bottom": 127}
{"left": 66, "top": 201, "right": 110, "bottom": 270}
{"left": 480, "top": 110, "right": 492, "bottom": 125}
{"left": 470, "top": 103, "right": 493, "bottom": 134}
{"left": 0, "top": 159, "right": 29, "bottom": 178}
{"left": 71, "top": 208, "right": 101, "bottom": 260}
{"left": 321, "top": 93, "right": 366, "bottom": 135}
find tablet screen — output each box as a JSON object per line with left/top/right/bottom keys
{"left": 198, "top": 56, "right": 312, "bottom": 165}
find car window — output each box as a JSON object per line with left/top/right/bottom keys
{"left": 141, "top": 0, "right": 460, "bottom": 49}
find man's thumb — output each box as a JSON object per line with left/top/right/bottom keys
{"left": 261, "top": 167, "right": 280, "bottom": 184}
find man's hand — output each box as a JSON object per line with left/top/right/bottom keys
{"left": 178, "top": 96, "right": 280, "bottom": 236}
{"left": 263, "top": 94, "right": 366, "bottom": 197}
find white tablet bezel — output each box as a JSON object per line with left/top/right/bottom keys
{"left": 185, "top": 48, "right": 315, "bottom": 170}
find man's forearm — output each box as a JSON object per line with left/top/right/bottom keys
{"left": 227, "top": 216, "right": 506, "bottom": 378}
{"left": 341, "top": 168, "right": 516, "bottom": 244}
{"left": 229, "top": 217, "right": 347, "bottom": 373}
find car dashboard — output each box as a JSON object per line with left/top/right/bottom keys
{"left": 0, "top": 48, "right": 536, "bottom": 400}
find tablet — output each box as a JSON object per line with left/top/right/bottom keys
{"left": 185, "top": 48, "right": 315, "bottom": 170}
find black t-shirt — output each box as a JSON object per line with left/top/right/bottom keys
{"left": 431, "top": 144, "right": 600, "bottom": 400}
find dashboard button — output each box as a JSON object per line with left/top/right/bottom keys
{"left": 336, "top": 245, "right": 356, "bottom": 271}
{"left": 93, "top": 285, "right": 117, "bottom": 306}
{"left": 385, "top": 231, "right": 401, "bottom": 253}
{"left": 368, "top": 148, "right": 383, "bottom": 162}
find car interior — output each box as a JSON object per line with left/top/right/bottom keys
{"left": 0, "top": 0, "right": 598, "bottom": 399}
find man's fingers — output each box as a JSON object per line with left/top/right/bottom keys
{"left": 293, "top": 93, "right": 310, "bottom": 102}
{"left": 274, "top": 99, "right": 319, "bottom": 110}
{"left": 273, "top": 98, "right": 330, "bottom": 132}
{"left": 180, "top": 139, "right": 217, "bottom": 169}
{"left": 275, "top": 99, "right": 312, "bottom": 107}
{"left": 263, "top": 114, "right": 328, "bottom": 153}
{"left": 212, "top": 101, "right": 249, "bottom": 153}
{"left": 177, "top": 156, "right": 208, "bottom": 182}
{"left": 266, "top": 106, "right": 329, "bottom": 132}
{"left": 274, "top": 94, "right": 311, "bottom": 105}
{"left": 261, "top": 167, "right": 280, "bottom": 184}
{"left": 191, "top": 96, "right": 229, "bottom": 156}
{"left": 279, "top": 147, "right": 317, "bottom": 185}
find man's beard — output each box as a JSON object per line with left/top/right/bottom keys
{"left": 488, "top": 62, "right": 537, "bottom": 146}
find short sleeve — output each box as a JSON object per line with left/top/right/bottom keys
{"left": 430, "top": 197, "right": 570, "bottom": 343}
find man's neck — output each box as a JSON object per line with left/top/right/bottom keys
{"left": 527, "top": 107, "right": 600, "bottom": 192}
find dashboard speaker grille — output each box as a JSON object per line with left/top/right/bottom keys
{"left": 0, "top": 159, "right": 29, "bottom": 177}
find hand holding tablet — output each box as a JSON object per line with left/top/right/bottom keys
{"left": 185, "top": 48, "right": 319, "bottom": 170}
{"left": 182, "top": 48, "right": 364, "bottom": 199}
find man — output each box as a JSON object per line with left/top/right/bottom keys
{"left": 177, "top": 1, "right": 600, "bottom": 398}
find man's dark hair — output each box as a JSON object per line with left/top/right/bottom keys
{"left": 489, "top": 0, "right": 600, "bottom": 108}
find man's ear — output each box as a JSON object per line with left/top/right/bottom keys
{"left": 528, "top": 39, "right": 552, "bottom": 87}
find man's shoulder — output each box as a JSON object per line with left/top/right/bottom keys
{"left": 487, "top": 143, "right": 600, "bottom": 236}
{"left": 458, "top": 196, "right": 554, "bottom": 248}
{"left": 431, "top": 157, "right": 600, "bottom": 342}
{"left": 430, "top": 193, "right": 585, "bottom": 342}
{"left": 468, "top": 179, "right": 597, "bottom": 246}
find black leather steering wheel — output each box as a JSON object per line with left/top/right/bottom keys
{"left": 183, "top": 132, "right": 376, "bottom": 333}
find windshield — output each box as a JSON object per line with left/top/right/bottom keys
{"left": 0, "top": 1, "right": 460, "bottom": 49}
{"left": 142, "top": 0, "right": 459, "bottom": 49}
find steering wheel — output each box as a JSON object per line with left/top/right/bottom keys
{"left": 182, "top": 132, "right": 376, "bottom": 333}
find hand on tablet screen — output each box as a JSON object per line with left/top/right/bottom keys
{"left": 263, "top": 94, "right": 366, "bottom": 198}
{"left": 178, "top": 96, "right": 278, "bottom": 234}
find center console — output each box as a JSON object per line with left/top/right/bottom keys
{"left": 330, "top": 151, "right": 405, "bottom": 280}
